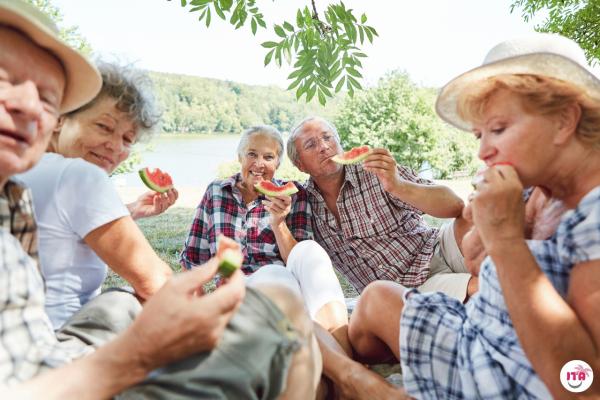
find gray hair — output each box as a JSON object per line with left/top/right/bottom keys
{"left": 237, "top": 125, "right": 284, "bottom": 167}
{"left": 66, "top": 60, "right": 162, "bottom": 142}
{"left": 286, "top": 116, "right": 340, "bottom": 166}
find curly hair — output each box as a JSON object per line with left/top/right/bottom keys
{"left": 66, "top": 60, "right": 162, "bottom": 141}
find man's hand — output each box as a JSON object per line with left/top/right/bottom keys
{"left": 263, "top": 195, "right": 292, "bottom": 227}
{"left": 127, "top": 189, "right": 179, "bottom": 220}
{"left": 124, "top": 257, "right": 245, "bottom": 371}
{"left": 363, "top": 148, "right": 402, "bottom": 194}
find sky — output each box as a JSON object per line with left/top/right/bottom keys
{"left": 52, "top": 0, "right": 545, "bottom": 89}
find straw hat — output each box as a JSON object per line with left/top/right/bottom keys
{"left": 436, "top": 33, "right": 600, "bottom": 131}
{"left": 0, "top": 0, "right": 101, "bottom": 113}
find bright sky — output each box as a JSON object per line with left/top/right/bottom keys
{"left": 53, "top": 0, "right": 542, "bottom": 89}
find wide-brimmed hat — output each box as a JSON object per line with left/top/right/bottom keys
{"left": 0, "top": 0, "right": 101, "bottom": 113}
{"left": 436, "top": 33, "right": 600, "bottom": 131}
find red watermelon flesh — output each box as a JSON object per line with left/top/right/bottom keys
{"left": 138, "top": 167, "right": 173, "bottom": 193}
{"left": 254, "top": 181, "right": 299, "bottom": 197}
{"left": 331, "top": 145, "right": 372, "bottom": 165}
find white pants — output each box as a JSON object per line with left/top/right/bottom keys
{"left": 246, "top": 240, "right": 345, "bottom": 319}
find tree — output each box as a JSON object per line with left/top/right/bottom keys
{"left": 26, "top": 0, "right": 92, "bottom": 55}
{"left": 335, "top": 71, "right": 479, "bottom": 178}
{"left": 511, "top": 0, "right": 600, "bottom": 65}
{"left": 171, "top": 0, "right": 377, "bottom": 105}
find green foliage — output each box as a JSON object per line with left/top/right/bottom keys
{"left": 217, "top": 158, "right": 309, "bottom": 182}
{"left": 151, "top": 71, "right": 342, "bottom": 134}
{"left": 173, "top": 0, "right": 376, "bottom": 104}
{"left": 510, "top": 0, "right": 600, "bottom": 65}
{"left": 26, "top": 0, "right": 92, "bottom": 55}
{"left": 335, "top": 71, "right": 479, "bottom": 179}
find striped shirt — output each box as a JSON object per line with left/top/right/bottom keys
{"left": 306, "top": 164, "right": 437, "bottom": 291}
{"left": 180, "top": 174, "right": 313, "bottom": 274}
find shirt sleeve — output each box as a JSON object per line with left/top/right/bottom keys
{"left": 556, "top": 190, "right": 600, "bottom": 265}
{"left": 180, "top": 183, "right": 214, "bottom": 269}
{"left": 57, "top": 159, "right": 129, "bottom": 238}
{"left": 286, "top": 183, "right": 313, "bottom": 241}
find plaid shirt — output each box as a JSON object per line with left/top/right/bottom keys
{"left": 180, "top": 174, "right": 313, "bottom": 274}
{"left": 0, "top": 180, "right": 89, "bottom": 385}
{"left": 306, "top": 164, "right": 438, "bottom": 291}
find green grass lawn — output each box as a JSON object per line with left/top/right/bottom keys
{"left": 104, "top": 207, "right": 447, "bottom": 298}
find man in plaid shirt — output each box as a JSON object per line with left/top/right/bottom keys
{"left": 287, "top": 117, "right": 478, "bottom": 300}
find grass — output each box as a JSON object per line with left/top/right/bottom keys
{"left": 104, "top": 207, "right": 448, "bottom": 298}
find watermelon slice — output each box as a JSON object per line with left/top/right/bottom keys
{"left": 331, "top": 145, "right": 372, "bottom": 165}
{"left": 216, "top": 234, "right": 243, "bottom": 277}
{"left": 138, "top": 167, "right": 173, "bottom": 193}
{"left": 254, "top": 181, "right": 299, "bottom": 197}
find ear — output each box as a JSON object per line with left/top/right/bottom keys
{"left": 47, "top": 116, "right": 66, "bottom": 152}
{"left": 553, "top": 102, "right": 581, "bottom": 146}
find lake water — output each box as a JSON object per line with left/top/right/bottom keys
{"left": 114, "top": 135, "right": 240, "bottom": 188}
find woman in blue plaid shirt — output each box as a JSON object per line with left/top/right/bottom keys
{"left": 343, "top": 34, "right": 600, "bottom": 399}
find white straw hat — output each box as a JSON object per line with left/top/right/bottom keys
{"left": 436, "top": 33, "right": 600, "bottom": 131}
{"left": 0, "top": 0, "right": 101, "bottom": 113}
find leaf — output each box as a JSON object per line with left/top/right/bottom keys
{"left": 318, "top": 89, "right": 327, "bottom": 106}
{"left": 257, "top": 17, "right": 266, "bottom": 28}
{"left": 296, "top": 84, "right": 306, "bottom": 100}
{"left": 219, "top": 0, "right": 232, "bottom": 11}
{"left": 205, "top": 8, "right": 212, "bottom": 26}
{"left": 213, "top": 1, "right": 226, "bottom": 20}
{"left": 274, "top": 25, "right": 286, "bottom": 38}
{"left": 181, "top": 0, "right": 187, "bottom": 6}
{"left": 261, "top": 41, "right": 279, "bottom": 48}
{"left": 306, "top": 85, "right": 317, "bottom": 102}
{"left": 287, "top": 76, "right": 303, "bottom": 90}
{"left": 358, "top": 26, "right": 364, "bottom": 44}
{"left": 365, "top": 27, "right": 373, "bottom": 42}
{"left": 361, "top": 13, "right": 367, "bottom": 24}
{"left": 347, "top": 67, "right": 362, "bottom": 78}
{"left": 335, "top": 76, "right": 345, "bottom": 93}
{"left": 297, "top": 9, "right": 304, "bottom": 28}
{"left": 347, "top": 75, "right": 361, "bottom": 89}
{"left": 264, "top": 49, "right": 274, "bottom": 66}
{"left": 283, "top": 21, "right": 294, "bottom": 32}
{"left": 251, "top": 18, "right": 257, "bottom": 35}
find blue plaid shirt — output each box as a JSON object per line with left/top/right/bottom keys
{"left": 399, "top": 185, "right": 600, "bottom": 399}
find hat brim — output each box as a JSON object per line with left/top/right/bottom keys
{"left": 0, "top": 1, "right": 101, "bottom": 113}
{"left": 436, "top": 53, "right": 600, "bottom": 131}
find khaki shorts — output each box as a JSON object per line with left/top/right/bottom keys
{"left": 58, "top": 288, "right": 299, "bottom": 400}
{"left": 417, "top": 221, "right": 472, "bottom": 302}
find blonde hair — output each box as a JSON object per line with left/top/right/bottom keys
{"left": 456, "top": 74, "right": 600, "bottom": 148}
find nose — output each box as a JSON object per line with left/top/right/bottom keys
{"left": 317, "top": 136, "right": 331, "bottom": 152}
{"left": 104, "top": 133, "right": 125, "bottom": 154}
{"left": 3, "top": 81, "right": 43, "bottom": 122}
{"left": 477, "top": 134, "right": 497, "bottom": 164}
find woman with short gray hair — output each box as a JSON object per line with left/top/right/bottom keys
{"left": 181, "top": 124, "right": 349, "bottom": 352}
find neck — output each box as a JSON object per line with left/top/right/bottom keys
{"left": 542, "top": 144, "right": 600, "bottom": 208}
{"left": 313, "top": 168, "right": 345, "bottom": 198}
{"left": 0, "top": 176, "right": 7, "bottom": 191}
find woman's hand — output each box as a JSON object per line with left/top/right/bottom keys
{"left": 363, "top": 148, "right": 401, "bottom": 194}
{"left": 263, "top": 195, "right": 292, "bottom": 227}
{"left": 468, "top": 164, "right": 526, "bottom": 252}
{"left": 127, "top": 188, "right": 179, "bottom": 220}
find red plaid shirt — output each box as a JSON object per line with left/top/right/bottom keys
{"left": 306, "top": 164, "right": 438, "bottom": 291}
{"left": 180, "top": 173, "right": 312, "bottom": 274}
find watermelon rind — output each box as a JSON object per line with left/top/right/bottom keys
{"left": 254, "top": 182, "right": 299, "bottom": 197}
{"left": 138, "top": 168, "right": 172, "bottom": 193}
{"left": 331, "top": 146, "right": 372, "bottom": 165}
{"left": 218, "top": 248, "right": 243, "bottom": 277}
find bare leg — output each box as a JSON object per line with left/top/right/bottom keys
{"left": 253, "top": 284, "right": 321, "bottom": 400}
{"left": 314, "top": 300, "right": 353, "bottom": 357}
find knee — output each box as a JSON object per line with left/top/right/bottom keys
{"left": 288, "top": 240, "right": 331, "bottom": 267}
{"left": 354, "top": 281, "right": 404, "bottom": 324}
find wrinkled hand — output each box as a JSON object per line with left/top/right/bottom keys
{"left": 263, "top": 195, "right": 292, "bottom": 227}
{"left": 461, "top": 225, "right": 486, "bottom": 276}
{"left": 363, "top": 148, "right": 401, "bottom": 193}
{"left": 128, "top": 188, "right": 178, "bottom": 220}
{"left": 125, "top": 257, "right": 245, "bottom": 371}
{"left": 467, "top": 165, "right": 525, "bottom": 251}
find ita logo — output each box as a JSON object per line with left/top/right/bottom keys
{"left": 560, "top": 360, "right": 594, "bottom": 393}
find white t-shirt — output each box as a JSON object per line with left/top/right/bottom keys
{"left": 17, "top": 153, "right": 129, "bottom": 329}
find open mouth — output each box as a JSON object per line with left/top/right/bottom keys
{"left": 250, "top": 171, "right": 264, "bottom": 179}
{"left": 90, "top": 152, "right": 114, "bottom": 167}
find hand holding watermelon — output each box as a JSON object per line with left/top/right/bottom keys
{"left": 128, "top": 188, "right": 179, "bottom": 220}
{"left": 363, "top": 148, "right": 402, "bottom": 194}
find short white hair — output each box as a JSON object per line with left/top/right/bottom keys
{"left": 237, "top": 125, "right": 284, "bottom": 167}
{"left": 286, "top": 117, "right": 340, "bottom": 166}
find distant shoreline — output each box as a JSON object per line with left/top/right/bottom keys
{"left": 157, "top": 133, "right": 241, "bottom": 140}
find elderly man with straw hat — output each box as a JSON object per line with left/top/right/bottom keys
{"left": 0, "top": 1, "right": 322, "bottom": 398}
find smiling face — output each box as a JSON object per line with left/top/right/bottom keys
{"left": 238, "top": 133, "right": 280, "bottom": 187}
{"left": 471, "top": 89, "right": 561, "bottom": 187}
{"left": 55, "top": 96, "right": 138, "bottom": 173}
{"left": 0, "top": 27, "right": 65, "bottom": 186}
{"left": 294, "top": 119, "right": 343, "bottom": 179}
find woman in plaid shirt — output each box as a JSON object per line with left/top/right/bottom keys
{"left": 344, "top": 34, "right": 600, "bottom": 399}
{"left": 180, "top": 125, "right": 350, "bottom": 354}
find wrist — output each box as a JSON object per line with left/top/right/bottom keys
{"left": 485, "top": 236, "right": 527, "bottom": 259}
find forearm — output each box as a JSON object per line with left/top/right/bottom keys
{"left": 3, "top": 334, "right": 148, "bottom": 399}
{"left": 490, "top": 240, "right": 599, "bottom": 397}
{"left": 271, "top": 222, "right": 297, "bottom": 263}
{"left": 389, "top": 181, "right": 464, "bottom": 218}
